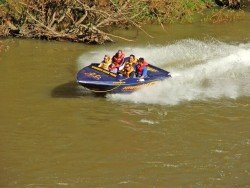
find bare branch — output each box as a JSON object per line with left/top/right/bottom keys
{"left": 26, "top": 10, "right": 61, "bottom": 36}
{"left": 102, "top": 32, "right": 135, "bottom": 42}
{"left": 129, "top": 20, "right": 154, "bottom": 38}
{"left": 48, "top": 12, "right": 56, "bottom": 28}
{"left": 19, "top": 2, "right": 44, "bottom": 14}
{"left": 76, "top": 11, "right": 88, "bottom": 26}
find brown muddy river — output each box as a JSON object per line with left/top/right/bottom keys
{"left": 0, "top": 11, "right": 250, "bottom": 187}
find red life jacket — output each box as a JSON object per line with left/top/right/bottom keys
{"left": 112, "top": 52, "right": 125, "bottom": 65}
{"left": 136, "top": 61, "right": 148, "bottom": 74}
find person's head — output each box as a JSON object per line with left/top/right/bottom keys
{"left": 138, "top": 57, "right": 144, "bottom": 64}
{"left": 124, "top": 64, "right": 130, "bottom": 70}
{"left": 129, "top": 54, "right": 135, "bottom": 62}
{"left": 104, "top": 55, "right": 110, "bottom": 61}
{"left": 117, "top": 50, "right": 123, "bottom": 57}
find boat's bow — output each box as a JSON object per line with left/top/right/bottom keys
{"left": 76, "top": 64, "right": 120, "bottom": 92}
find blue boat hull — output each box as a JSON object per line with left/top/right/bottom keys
{"left": 76, "top": 63, "right": 171, "bottom": 94}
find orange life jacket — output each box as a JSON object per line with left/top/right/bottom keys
{"left": 98, "top": 59, "right": 111, "bottom": 70}
{"left": 122, "top": 66, "right": 134, "bottom": 77}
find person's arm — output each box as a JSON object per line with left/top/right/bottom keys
{"left": 108, "top": 64, "right": 113, "bottom": 71}
{"left": 98, "top": 62, "right": 103, "bottom": 67}
{"left": 121, "top": 53, "right": 125, "bottom": 61}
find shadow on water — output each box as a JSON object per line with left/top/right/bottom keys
{"left": 51, "top": 81, "right": 106, "bottom": 98}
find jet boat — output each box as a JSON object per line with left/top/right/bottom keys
{"left": 76, "top": 63, "right": 171, "bottom": 94}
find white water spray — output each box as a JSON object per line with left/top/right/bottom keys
{"left": 78, "top": 39, "right": 250, "bottom": 105}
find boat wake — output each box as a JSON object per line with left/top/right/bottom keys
{"left": 78, "top": 39, "right": 250, "bottom": 105}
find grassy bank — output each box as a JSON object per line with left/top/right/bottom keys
{"left": 0, "top": 0, "right": 245, "bottom": 43}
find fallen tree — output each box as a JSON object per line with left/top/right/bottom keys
{"left": 0, "top": 0, "right": 245, "bottom": 44}
{"left": 1, "top": 0, "right": 131, "bottom": 43}
{"left": 1, "top": 0, "right": 156, "bottom": 43}
{"left": 0, "top": 0, "right": 216, "bottom": 43}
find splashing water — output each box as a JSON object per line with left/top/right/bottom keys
{"left": 78, "top": 39, "right": 250, "bottom": 105}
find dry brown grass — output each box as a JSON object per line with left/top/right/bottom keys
{"left": 147, "top": 0, "right": 210, "bottom": 23}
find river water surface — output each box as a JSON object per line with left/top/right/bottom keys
{"left": 0, "top": 11, "right": 250, "bottom": 187}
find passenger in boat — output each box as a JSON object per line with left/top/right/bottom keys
{"left": 112, "top": 50, "right": 125, "bottom": 67}
{"left": 98, "top": 55, "right": 111, "bottom": 70}
{"left": 123, "top": 54, "right": 138, "bottom": 67}
{"left": 136, "top": 57, "right": 148, "bottom": 79}
{"left": 121, "top": 63, "right": 135, "bottom": 78}
{"left": 109, "top": 62, "right": 118, "bottom": 73}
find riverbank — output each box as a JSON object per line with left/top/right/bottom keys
{"left": 0, "top": 0, "right": 248, "bottom": 44}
